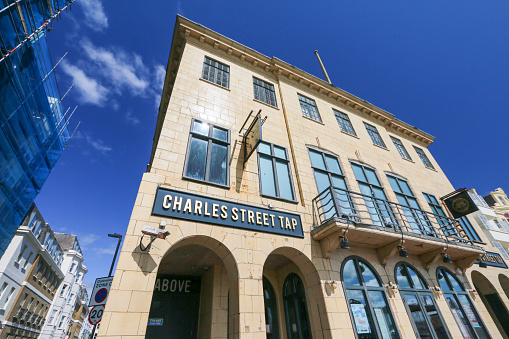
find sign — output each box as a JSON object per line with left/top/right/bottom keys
{"left": 243, "top": 113, "right": 262, "bottom": 163}
{"left": 444, "top": 191, "right": 478, "bottom": 219}
{"left": 89, "top": 277, "right": 113, "bottom": 307}
{"left": 148, "top": 318, "right": 164, "bottom": 326}
{"left": 476, "top": 251, "right": 508, "bottom": 269}
{"left": 351, "top": 304, "right": 371, "bottom": 334}
{"left": 152, "top": 187, "right": 304, "bottom": 238}
{"left": 88, "top": 305, "right": 105, "bottom": 325}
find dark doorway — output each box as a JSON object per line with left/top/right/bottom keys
{"left": 283, "top": 273, "right": 311, "bottom": 339}
{"left": 146, "top": 275, "right": 201, "bottom": 339}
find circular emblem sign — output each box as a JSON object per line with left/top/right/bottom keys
{"left": 452, "top": 198, "right": 469, "bottom": 213}
{"left": 95, "top": 288, "right": 108, "bottom": 304}
{"left": 89, "top": 305, "right": 105, "bottom": 325}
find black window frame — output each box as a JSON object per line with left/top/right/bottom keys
{"left": 413, "top": 146, "right": 435, "bottom": 170}
{"left": 342, "top": 256, "right": 401, "bottom": 339}
{"left": 423, "top": 192, "right": 462, "bottom": 238}
{"left": 395, "top": 262, "right": 451, "bottom": 339}
{"left": 334, "top": 109, "right": 356, "bottom": 136}
{"left": 437, "top": 267, "right": 491, "bottom": 339}
{"left": 253, "top": 77, "right": 277, "bottom": 107}
{"left": 297, "top": 94, "right": 321, "bottom": 122}
{"left": 457, "top": 216, "right": 482, "bottom": 242}
{"left": 263, "top": 276, "right": 280, "bottom": 339}
{"left": 183, "top": 118, "right": 231, "bottom": 188}
{"left": 364, "top": 123, "right": 386, "bottom": 148}
{"left": 283, "top": 273, "right": 311, "bottom": 339}
{"left": 201, "top": 56, "right": 230, "bottom": 88}
{"left": 390, "top": 136, "right": 412, "bottom": 161}
{"left": 257, "top": 141, "right": 297, "bottom": 203}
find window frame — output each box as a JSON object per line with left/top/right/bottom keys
{"left": 333, "top": 109, "right": 356, "bottom": 136}
{"left": 183, "top": 118, "right": 231, "bottom": 188}
{"left": 253, "top": 77, "right": 277, "bottom": 107}
{"left": 256, "top": 141, "right": 297, "bottom": 203}
{"left": 364, "top": 123, "right": 387, "bottom": 148}
{"left": 390, "top": 136, "right": 412, "bottom": 161}
{"left": 201, "top": 56, "right": 230, "bottom": 89}
{"left": 297, "top": 93, "right": 321, "bottom": 122}
{"left": 341, "top": 256, "right": 401, "bottom": 339}
{"left": 413, "top": 146, "right": 435, "bottom": 170}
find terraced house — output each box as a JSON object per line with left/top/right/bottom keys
{"left": 99, "top": 16, "right": 509, "bottom": 339}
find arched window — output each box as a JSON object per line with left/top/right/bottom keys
{"left": 437, "top": 267, "right": 490, "bottom": 339}
{"left": 263, "top": 277, "right": 279, "bottom": 339}
{"left": 283, "top": 273, "right": 311, "bottom": 339}
{"left": 342, "top": 256, "right": 399, "bottom": 339}
{"left": 396, "top": 262, "right": 450, "bottom": 338}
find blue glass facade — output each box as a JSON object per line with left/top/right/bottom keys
{"left": 0, "top": 0, "right": 74, "bottom": 256}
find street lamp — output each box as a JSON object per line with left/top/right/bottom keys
{"left": 107, "top": 233, "right": 122, "bottom": 277}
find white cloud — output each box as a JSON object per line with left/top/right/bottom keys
{"left": 74, "top": 131, "right": 112, "bottom": 154}
{"left": 60, "top": 60, "right": 109, "bottom": 106}
{"left": 154, "top": 64, "right": 166, "bottom": 92}
{"left": 81, "top": 39, "right": 150, "bottom": 96}
{"left": 80, "top": 234, "right": 100, "bottom": 246}
{"left": 177, "top": 1, "right": 184, "bottom": 15}
{"left": 93, "top": 246, "right": 116, "bottom": 255}
{"left": 125, "top": 111, "right": 140, "bottom": 125}
{"left": 78, "top": 0, "right": 108, "bottom": 32}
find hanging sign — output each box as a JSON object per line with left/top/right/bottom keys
{"left": 476, "top": 251, "right": 508, "bottom": 269}
{"left": 443, "top": 191, "right": 478, "bottom": 219}
{"left": 243, "top": 113, "right": 263, "bottom": 163}
{"left": 152, "top": 187, "right": 304, "bottom": 238}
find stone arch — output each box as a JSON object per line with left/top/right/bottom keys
{"left": 471, "top": 270, "right": 509, "bottom": 338}
{"left": 148, "top": 235, "right": 240, "bottom": 339}
{"left": 262, "top": 246, "right": 330, "bottom": 338}
{"left": 499, "top": 274, "right": 509, "bottom": 300}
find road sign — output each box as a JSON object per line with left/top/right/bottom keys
{"left": 89, "top": 276, "right": 113, "bottom": 307}
{"left": 88, "top": 305, "right": 105, "bottom": 325}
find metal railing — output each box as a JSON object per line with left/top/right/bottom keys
{"left": 312, "top": 186, "right": 473, "bottom": 245}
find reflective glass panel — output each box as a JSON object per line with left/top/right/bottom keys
{"left": 212, "top": 127, "right": 228, "bottom": 141}
{"left": 446, "top": 272, "right": 464, "bottom": 291}
{"left": 343, "top": 260, "right": 361, "bottom": 286}
{"left": 456, "top": 294, "right": 490, "bottom": 339}
{"left": 185, "top": 137, "right": 207, "bottom": 180}
{"left": 260, "top": 156, "right": 276, "bottom": 196}
{"left": 274, "top": 146, "right": 286, "bottom": 159}
{"left": 309, "top": 150, "right": 326, "bottom": 170}
{"left": 420, "top": 295, "right": 449, "bottom": 338}
{"left": 325, "top": 155, "right": 342, "bottom": 174}
{"left": 365, "top": 168, "right": 380, "bottom": 186}
{"left": 192, "top": 120, "right": 209, "bottom": 136}
{"left": 276, "top": 161, "right": 294, "bottom": 200}
{"left": 258, "top": 142, "right": 271, "bottom": 155}
{"left": 359, "top": 262, "right": 380, "bottom": 287}
{"left": 396, "top": 266, "right": 411, "bottom": 289}
{"left": 352, "top": 164, "right": 367, "bottom": 182}
{"left": 407, "top": 267, "right": 425, "bottom": 290}
{"left": 346, "top": 289, "right": 376, "bottom": 339}
{"left": 404, "top": 294, "right": 432, "bottom": 338}
{"left": 368, "top": 291, "right": 399, "bottom": 339}
{"left": 444, "top": 294, "right": 477, "bottom": 339}
{"left": 209, "top": 143, "right": 227, "bottom": 185}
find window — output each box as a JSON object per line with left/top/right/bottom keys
{"left": 60, "top": 284, "right": 68, "bottom": 297}
{"left": 457, "top": 216, "right": 481, "bottom": 242}
{"left": 477, "top": 215, "right": 497, "bottom": 230}
{"left": 396, "top": 263, "right": 450, "bottom": 338}
{"left": 48, "top": 309, "right": 57, "bottom": 325}
{"left": 492, "top": 241, "right": 509, "bottom": 259}
{"left": 352, "top": 163, "right": 394, "bottom": 227}
{"left": 342, "top": 257, "right": 400, "bottom": 339}
{"left": 0, "top": 282, "right": 7, "bottom": 299}
{"left": 423, "top": 192, "right": 458, "bottom": 237}
{"left": 75, "top": 273, "right": 82, "bottom": 283}
{"left": 57, "top": 315, "right": 65, "bottom": 329}
{"left": 201, "top": 56, "right": 229, "bottom": 88}
{"left": 67, "top": 293, "right": 74, "bottom": 305}
{"left": 23, "top": 252, "right": 33, "bottom": 269}
{"left": 183, "top": 119, "right": 230, "bottom": 187}
{"left": 283, "top": 273, "right": 311, "bottom": 339}
{"left": 16, "top": 245, "right": 27, "bottom": 263}
{"left": 257, "top": 142, "right": 295, "bottom": 201}
{"left": 263, "top": 277, "right": 280, "bottom": 338}
{"left": 69, "top": 262, "right": 76, "bottom": 273}
{"left": 364, "top": 123, "right": 386, "bottom": 148}
{"left": 437, "top": 267, "right": 490, "bottom": 339}
{"left": 390, "top": 137, "right": 411, "bottom": 161}
{"left": 298, "top": 94, "right": 321, "bottom": 122}
{"left": 413, "top": 146, "right": 434, "bottom": 169}
{"left": 468, "top": 192, "right": 489, "bottom": 208}
{"left": 309, "top": 149, "right": 354, "bottom": 220}
{"left": 5, "top": 287, "right": 15, "bottom": 305}
{"left": 387, "top": 175, "right": 432, "bottom": 235}
{"left": 253, "top": 77, "right": 277, "bottom": 107}
{"left": 334, "top": 109, "right": 356, "bottom": 136}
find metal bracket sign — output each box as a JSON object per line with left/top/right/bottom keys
{"left": 442, "top": 189, "right": 479, "bottom": 219}
{"left": 243, "top": 112, "right": 263, "bottom": 163}
{"left": 476, "top": 251, "right": 508, "bottom": 269}
{"left": 88, "top": 305, "right": 105, "bottom": 325}
{"left": 89, "top": 276, "right": 113, "bottom": 307}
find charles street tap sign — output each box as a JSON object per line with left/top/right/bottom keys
{"left": 152, "top": 187, "right": 304, "bottom": 238}
{"left": 476, "top": 251, "right": 508, "bottom": 269}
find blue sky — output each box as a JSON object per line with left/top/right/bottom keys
{"left": 36, "top": 1, "right": 509, "bottom": 289}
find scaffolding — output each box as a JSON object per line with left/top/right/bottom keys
{"left": 0, "top": 0, "right": 75, "bottom": 256}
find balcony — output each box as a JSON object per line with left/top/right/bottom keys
{"left": 311, "top": 186, "right": 484, "bottom": 271}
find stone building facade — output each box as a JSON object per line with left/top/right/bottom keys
{"left": 99, "top": 16, "right": 509, "bottom": 339}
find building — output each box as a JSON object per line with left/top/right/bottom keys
{"left": 0, "top": 204, "right": 64, "bottom": 339}
{"left": 40, "top": 233, "right": 88, "bottom": 339}
{"left": 0, "top": 0, "right": 75, "bottom": 258}
{"left": 100, "top": 16, "right": 509, "bottom": 339}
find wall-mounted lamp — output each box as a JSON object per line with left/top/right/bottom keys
{"left": 398, "top": 246, "right": 408, "bottom": 258}
{"left": 388, "top": 281, "right": 398, "bottom": 291}
{"left": 327, "top": 280, "right": 338, "bottom": 290}
{"left": 432, "top": 286, "right": 441, "bottom": 292}
{"left": 340, "top": 236, "right": 350, "bottom": 249}
{"left": 442, "top": 253, "right": 452, "bottom": 264}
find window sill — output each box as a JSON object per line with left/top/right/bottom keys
{"left": 302, "top": 115, "right": 324, "bottom": 125}
{"left": 199, "top": 78, "right": 230, "bottom": 91}
{"left": 182, "top": 176, "right": 231, "bottom": 190}
{"left": 423, "top": 166, "right": 437, "bottom": 172}
{"left": 253, "top": 98, "right": 279, "bottom": 110}
{"left": 261, "top": 194, "right": 299, "bottom": 205}
{"left": 373, "top": 143, "right": 390, "bottom": 151}
{"left": 401, "top": 157, "right": 415, "bottom": 164}
{"left": 340, "top": 130, "right": 359, "bottom": 139}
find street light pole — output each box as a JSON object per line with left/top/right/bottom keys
{"left": 89, "top": 233, "right": 123, "bottom": 339}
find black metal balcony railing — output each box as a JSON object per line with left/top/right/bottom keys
{"left": 312, "top": 186, "right": 473, "bottom": 245}
{"left": 13, "top": 307, "right": 26, "bottom": 321}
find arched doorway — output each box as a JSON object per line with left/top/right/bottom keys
{"left": 395, "top": 262, "right": 450, "bottom": 338}
{"left": 437, "top": 267, "right": 490, "bottom": 339}
{"left": 262, "top": 247, "right": 330, "bottom": 338}
{"left": 498, "top": 274, "right": 509, "bottom": 301}
{"left": 472, "top": 271, "right": 509, "bottom": 338}
{"left": 263, "top": 276, "right": 279, "bottom": 339}
{"left": 342, "top": 256, "right": 400, "bottom": 339}
{"left": 145, "top": 236, "right": 238, "bottom": 339}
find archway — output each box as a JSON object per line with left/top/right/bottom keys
{"left": 262, "top": 247, "right": 330, "bottom": 339}
{"left": 499, "top": 274, "right": 509, "bottom": 301}
{"left": 145, "top": 236, "right": 239, "bottom": 339}
{"left": 472, "top": 270, "right": 509, "bottom": 338}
